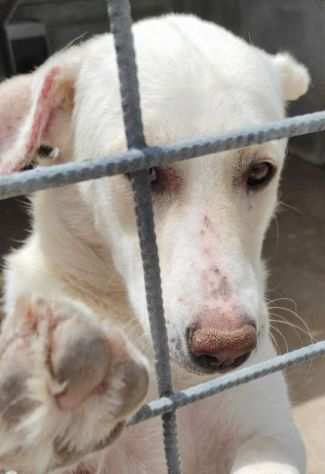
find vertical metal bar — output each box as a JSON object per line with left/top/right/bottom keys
{"left": 106, "top": 1, "right": 182, "bottom": 473}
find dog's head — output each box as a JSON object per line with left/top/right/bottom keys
{"left": 0, "top": 15, "right": 310, "bottom": 376}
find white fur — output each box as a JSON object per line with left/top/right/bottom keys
{"left": 0, "top": 14, "right": 310, "bottom": 474}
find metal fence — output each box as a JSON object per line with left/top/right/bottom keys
{"left": 1, "top": 0, "right": 325, "bottom": 473}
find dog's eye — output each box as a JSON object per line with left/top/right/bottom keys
{"left": 126, "top": 166, "right": 180, "bottom": 195}
{"left": 148, "top": 167, "right": 166, "bottom": 193}
{"left": 125, "top": 167, "right": 161, "bottom": 189}
{"left": 149, "top": 167, "right": 159, "bottom": 186}
{"left": 246, "top": 162, "right": 276, "bottom": 191}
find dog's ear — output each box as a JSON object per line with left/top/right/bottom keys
{"left": 0, "top": 48, "right": 81, "bottom": 174}
{"left": 273, "top": 52, "right": 310, "bottom": 101}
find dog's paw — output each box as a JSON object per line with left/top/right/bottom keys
{"left": 0, "top": 297, "right": 149, "bottom": 473}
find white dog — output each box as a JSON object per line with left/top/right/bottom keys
{"left": 0, "top": 14, "right": 310, "bottom": 474}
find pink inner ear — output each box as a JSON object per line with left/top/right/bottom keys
{"left": 26, "top": 67, "right": 61, "bottom": 157}
{"left": 0, "top": 66, "right": 61, "bottom": 175}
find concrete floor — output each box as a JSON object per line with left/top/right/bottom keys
{"left": 0, "top": 155, "right": 324, "bottom": 472}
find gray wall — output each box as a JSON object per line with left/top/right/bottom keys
{"left": 11, "top": 0, "right": 173, "bottom": 52}
{"left": 0, "top": 0, "right": 174, "bottom": 78}
{"left": 16, "top": 0, "right": 109, "bottom": 51}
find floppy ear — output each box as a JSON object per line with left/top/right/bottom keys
{"left": 0, "top": 48, "right": 81, "bottom": 174}
{"left": 273, "top": 52, "right": 310, "bottom": 101}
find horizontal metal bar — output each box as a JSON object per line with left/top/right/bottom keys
{"left": 130, "top": 340, "right": 325, "bottom": 425}
{"left": 1, "top": 110, "right": 325, "bottom": 200}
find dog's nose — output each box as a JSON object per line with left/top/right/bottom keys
{"left": 187, "top": 320, "right": 257, "bottom": 373}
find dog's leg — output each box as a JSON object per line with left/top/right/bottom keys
{"left": 0, "top": 262, "right": 149, "bottom": 473}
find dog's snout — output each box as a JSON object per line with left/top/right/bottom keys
{"left": 187, "top": 320, "right": 257, "bottom": 373}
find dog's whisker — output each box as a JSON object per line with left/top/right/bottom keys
{"left": 268, "top": 305, "right": 312, "bottom": 338}
{"left": 278, "top": 200, "right": 303, "bottom": 215}
{"left": 270, "top": 331, "right": 280, "bottom": 353}
{"left": 269, "top": 316, "right": 314, "bottom": 345}
{"left": 266, "top": 296, "right": 298, "bottom": 309}
{"left": 270, "top": 324, "right": 290, "bottom": 353}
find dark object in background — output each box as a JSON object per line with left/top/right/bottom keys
{"left": 0, "top": 1, "right": 50, "bottom": 76}
{"left": 0, "top": 196, "right": 29, "bottom": 261}
{"left": 3, "top": 19, "right": 49, "bottom": 75}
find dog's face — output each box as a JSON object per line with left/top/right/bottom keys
{"left": 103, "top": 149, "right": 281, "bottom": 375}
{"left": 0, "top": 15, "right": 310, "bottom": 376}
